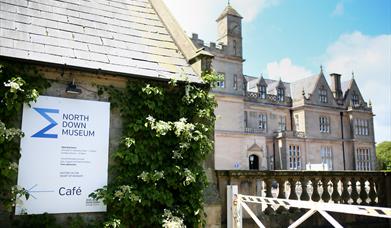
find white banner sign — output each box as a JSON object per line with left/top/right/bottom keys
{"left": 16, "top": 96, "right": 110, "bottom": 214}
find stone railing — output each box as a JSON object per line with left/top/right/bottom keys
{"left": 348, "top": 103, "right": 372, "bottom": 112}
{"left": 244, "top": 127, "right": 266, "bottom": 134}
{"left": 216, "top": 170, "right": 390, "bottom": 227}
{"left": 245, "top": 92, "right": 292, "bottom": 106}
{"left": 276, "top": 130, "right": 306, "bottom": 138}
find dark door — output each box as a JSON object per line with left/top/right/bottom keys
{"left": 249, "top": 154, "right": 259, "bottom": 170}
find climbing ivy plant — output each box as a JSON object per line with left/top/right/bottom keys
{"left": 91, "top": 71, "right": 221, "bottom": 227}
{"left": 0, "top": 61, "right": 49, "bottom": 214}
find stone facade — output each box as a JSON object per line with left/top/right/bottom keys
{"left": 191, "top": 4, "right": 376, "bottom": 172}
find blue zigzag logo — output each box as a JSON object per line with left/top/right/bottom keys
{"left": 31, "top": 108, "right": 59, "bottom": 139}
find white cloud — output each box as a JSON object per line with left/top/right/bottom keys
{"left": 265, "top": 32, "right": 390, "bottom": 142}
{"left": 324, "top": 31, "right": 391, "bottom": 143}
{"left": 163, "top": 0, "right": 279, "bottom": 42}
{"left": 231, "top": 0, "right": 280, "bottom": 22}
{"left": 332, "top": 2, "right": 344, "bottom": 16}
{"left": 266, "top": 58, "right": 313, "bottom": 81}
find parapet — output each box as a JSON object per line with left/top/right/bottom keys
{"left": 190, "top": 33, "right": 228, "bottom": 55}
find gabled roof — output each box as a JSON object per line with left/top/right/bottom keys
{"left": 290, "top": 74, "right": 320, "bottom": 100}
{"left": 0, "top": 0, "right": 200, "bottom": 82}
{"left": 247, "top": 143, "right": 262, "bottom": 152}
{"left": 341, "top": 79, "right": 353, "bottom": 95}
{"left": 245, "top": 76, "right": 291, "bottom": 96}
{"left": 216, "top": 4, "right": 243, "bottom": 21}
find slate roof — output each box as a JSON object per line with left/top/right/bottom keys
{"left": 290, "top": 74, "right": 320, "bottom": 100}
{"left": 246, "top": 76, "right": 291, "bottom": 96}
{"left": 0, "top": 0, "right": 199, "bottom": 82}
{"left": 341, "top": 79, "right": 353, "bottom": 95}
{"left": 216, "top": 4, "right": 242, "bottom": 21}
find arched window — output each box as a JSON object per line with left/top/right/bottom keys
{"left": 249, "top": 154, "right": 259, "bottom": 170}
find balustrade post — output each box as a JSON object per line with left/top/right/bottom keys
{"left": 331, "top": 178, "right": 341, "bottom": 203}
{"left": 276, "top": 178, "right": 287, "bottom": 214}
{"left": 340, "top": 177, "right": 351, "bottom": 204}
{"left": 300, "top": 178, "right": 310, "bottom": 201}
{"left": 311, "top": 178, "right": 321, "bottom": 202}
{"left": 264, "top": 178, "right": 275, "bottom": 215}
{"left": 368, "top": 178, "right": 378, "bottom": 206}
{"left": 288, "top": 178, "right": 299, "bottom": 213}
{"left": 350, "top": 178, "right": 359, "bottom": 205}
{"left": 321, "top": 178, "right": 331, "bottom": 203}
{"left": 359, "top": 178, "right": 368, "bottom": 205}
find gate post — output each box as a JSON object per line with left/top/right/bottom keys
{"left": 227, "top": 185, "right": 241, "bottom": 228}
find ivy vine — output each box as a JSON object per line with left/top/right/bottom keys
{"left": 0, "top": 60, "right": 49, "bottom": 218}
{"left": 91, "top": 71, "right": 221, "bottom": 227}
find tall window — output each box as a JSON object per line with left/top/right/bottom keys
{"left": 354, "top": 119, "right": 369, "bottom": 136}
{"left": 320, "top": 146, "right": 333, "bottom": 170}
{"left": 277, "top": 88, "right": 285, "bottom": 101}
{"left": 217, "top": 73, "right": 225, "bottom": 88}
{"left": 319, "top": 86, "right": 328, "bottom": 103}
{"left": 233, "top": 40, "right": 237, "bottom": 55}
{"left": 278, "top": 116, "right": 286, "bottom": 132}
{"left": 259, "top": 85, "right": 267, "bottom": 99}
{"left": 258, "top": 113, "right": 267, "bottom": 131}
{"left": 288, "top": 145, "right": 301, "bottom": 170}
{"left": 244, "top": 111, "right": 248, "bottom": 128}
{"left": 233, "top": 74, "right": 238, "bottom": 90}
{"left": 352, "top": 92, "right": 359, "bottom": 106}
{"left": 356, "top": 148, "right": 371, "bottom": 171}
{"left": 319, "top": 116, "right": 330, "bottom": 133}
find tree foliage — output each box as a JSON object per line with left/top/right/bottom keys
{"left": 376, "top": 141, "right": 391, "bottom": 170}
{"left": 90, "top": 72, "right": 220, "bottom": 227}
{"left": 0, "top": 60, "right": 49, "bottom": 214}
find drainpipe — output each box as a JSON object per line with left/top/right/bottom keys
{"left": 289, "top": 109, "right": 293, "bottom": 130}
{"left": 340, "top": 112, "right": 346, "bottom": 170}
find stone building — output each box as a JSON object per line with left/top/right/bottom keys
{"left": 0, "top": 0, "right": 216, "bottom": 225}
{"left": 190, "top": 4, "right": 376, "bottom": 171}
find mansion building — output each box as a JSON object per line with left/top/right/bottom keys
{"left": 190, "top": 4, "right": 376, "bottom": 171}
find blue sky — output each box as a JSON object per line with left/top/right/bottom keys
{"left": 164, "top": 0, "right": 391, "bottom": 143}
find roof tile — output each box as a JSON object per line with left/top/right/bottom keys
{"left": 0, "top": 0, "right": 198, "bottom": 82}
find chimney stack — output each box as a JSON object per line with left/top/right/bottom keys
{"left": 330, "top": 73, "right": 342, "bottom": 99}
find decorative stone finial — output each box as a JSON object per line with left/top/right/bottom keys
{"left": 352, "top": 71, "right": 355, "bottom": 79}
{"left": 368, "top": 99, "right": 372, "bottom": 107}
{"left": 228, "top": 0, "right": 230, "bottom": 6}
{"left": 320, "top": 64, "right": 323, "bottom": 73}
{"left": 302, "top": 88, "right": 305, "bottom": 97}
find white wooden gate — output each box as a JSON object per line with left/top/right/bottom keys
{"left": 227, "top": 185, "right": 391, "bottom": 228}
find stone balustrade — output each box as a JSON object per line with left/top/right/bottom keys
{"left": 216, "top": 170, "right": 391, "bottom": 227}
{"left": 245, "top": 92, "right": 292, "bottom": 106}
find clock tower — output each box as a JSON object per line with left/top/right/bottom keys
{"left": 216, "top": 3, "right": 243, "bottom": 58}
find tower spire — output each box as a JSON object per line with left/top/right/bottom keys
{"left": 228, "top": 0, "right": 230, "bottom": 6}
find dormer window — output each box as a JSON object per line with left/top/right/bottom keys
{"left": 352, "top": 92, "right": 359, "bottom": 106}
{"left": 319, "top": 86, "right": 328, "bottom": 103}
{"left": 259, "top": 85, "right": 267, "bottom": 99}
{"left": 277, "top": 87, "right": 285, "bottom": 102}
